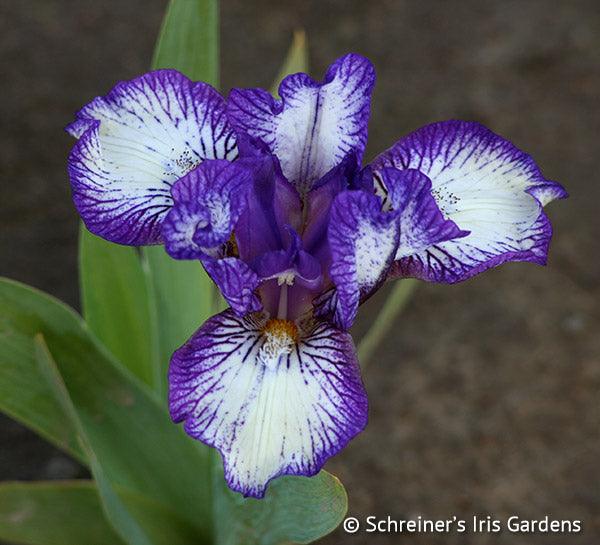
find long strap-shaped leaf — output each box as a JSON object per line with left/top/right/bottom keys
{"left": 80, "top": 227, "right": 160, "bottom": 390}
{"left": 0, "top": 481, "right": 122, "bottom": 545}
{"left": 0, "top": 481, "right": 199, "bottom": 545}
{"left": 0, "top": 318, "right": 86, "bottom": 464}
{"left": 358, "top": 279, "right": 418, "bottom": 365}
{"left": 34, "top": 335, "right": 153, "bottom": 545}
{"left": 143, "top": 0, "right": 220, "bottom": 401}
{"left": 0, "top": 278, "right": 212, "bottom": 540}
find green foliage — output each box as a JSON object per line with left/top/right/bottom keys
{"left": 34, "top": 335, "right": 154, "bottom": 545}
{"left": 215, "top": 471, "right": 347, "bottom": 545}
{"left": 0, "top": 279, "right": 212, "bottom": 541}
{"left": 271, "top": 30, "right": 309, "bottom": 95}
{"left": 0, "top": 481, "right": 122, "bottom": 545}
{"left": 141, "top": 247, "right": 217, "bottom": 398}
{"left": 152, "top": 0, "right": 219, "bottom": 85}
{"left": 357, "top": 279, "right": 418, "bottom": 365}
{"left": 79, "top": 227, "right": 160, "bottom": 389}
{"left": 0, "top": 307, "right": 86, "bottom": 464}
{"left": 0, "top": 481, "right": 199, "bottom": 545}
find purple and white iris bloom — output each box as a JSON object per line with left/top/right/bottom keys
{"left": 67, "top": 54, "right": 566, "bottom": 497}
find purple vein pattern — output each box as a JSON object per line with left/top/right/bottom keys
{"left": 66, "top": 54, "right": 566, "bottom": 497}
{"left": 169, "top": 311, "right": 367, "bottom": 498}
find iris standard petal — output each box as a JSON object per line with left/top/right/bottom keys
{"left": 302, "top": 153, "right": 358, "bottom": 264}
{"left": 328, "top": 190, "right": 400, "bottom": 330}
{"left": 371, "top": 120, "right": 567, "bottom": 283}
{"left": 227, "top": 54, "right": 375, "bottom": 194}
{"left": 234, "top": 150, "right": 303, "bottom": 263}
{"left": 169, "top": 310, "right": 367, "bottom": 498}
{"left": 67, "top": 70, "right": 236, "bottom": 245}
{"left": 162, "top": 159, "right": 252, "bottom": 259}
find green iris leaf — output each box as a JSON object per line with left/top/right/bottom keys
{"left": 0, "top": 481, "right": 199, "bottom": 545}
{"left": 79, "top": 227, "right": 160, "bottom": 390}
{"left": 0, "top": 278, "right": 212, "bottom": 542}
{"left": 0, "top": 481, "right": 122, "bottom": 545}
{"left": 144, "top": 0, "right": 221, "bottom": 401}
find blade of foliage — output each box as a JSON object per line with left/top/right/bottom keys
{"left": 118, "top": 488, "right": 201, "bottom": 545}
{"left": 0, "top": 299, "right": 86, "bottom": 464}
{"left": 152, "top": 0, "right": 219, "bottom": 85}
{"left": 79, "top": 226, "right": 160, "bottom": 389}
{"left": 145, "top": 0, "right": 220, "bottom": 399}
{"left": 358, "top": 279, "right": 418, "bottom": 365}
{"left": 141, "top": 248, "right": 215, "bottom": 398}
{"left": 0, "top": 278, "right": 212, "bottom": 539}
{"left": 0, "top": 481, "right": 122, "bottom": 545}
{"left": 34, "top": 335, "right": 154, "bottom": 545}
{"left": 271, "top": 30, "right": 308, "bottom": 95}
{"left": 0, "top": 481, "right": 199, "bottom": 545}
{"left": 214, "top": 470, "right": 347, "bottom": 545}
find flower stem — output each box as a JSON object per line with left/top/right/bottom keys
{"left": 357, "top": 279, "right": 419, "bottom": 367}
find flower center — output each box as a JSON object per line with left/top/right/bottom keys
{"left": 262, "top": 318, "right": 299, "bottom": 343}
{"left": 259, "top": 319, "right": 299, "bottom": 369}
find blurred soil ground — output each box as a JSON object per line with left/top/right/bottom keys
{"left": 1, "top": 1, "right": 599, "bottom": 544}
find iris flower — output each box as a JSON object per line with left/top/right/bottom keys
{"left": 66, "top": 54, "right": 566, "bottom": 498}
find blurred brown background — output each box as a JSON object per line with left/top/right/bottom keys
{"left": 1, "top": 1, "right": 599, "bottom": 544}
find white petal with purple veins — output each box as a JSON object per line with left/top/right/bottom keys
{"left": 67, "top": 70, "right": 236, "bottom": 245}
{"left": 169, "top": 310, "right": 367, "bottom": 498}
{"left": 228, "top": 54, "right": 375, "bottom": 194}
{"left": 328, "top": 190, "right": 400, "bottom": 329}
{"left": 371, "top": 121, "right": 567, "bottom": 282}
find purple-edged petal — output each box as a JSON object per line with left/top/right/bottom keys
{"left": 527, "top": 182, "right": 569, "bottom": 206}
{"left": 67, "top": 69, "right": 236, "bottom": 245}
{"left": 228, "top": 54, "right": 375, "bottom": 194}
{"left": 371, "top": 121, "right": 567, "bottom": 283}
{"left": 202, "top": 258, "right": 261, "bottom": 316}
{"left": 328, "top": 190, "right": 400, "bottom": 330}
{"left": 162, "top": 160, "right": 252, "bottom": 259}
{"left": 376, "top": 168, "right": 469, "bottom": 258}
{"left": 169, "top": 310, "right": 367, "bottom": 498}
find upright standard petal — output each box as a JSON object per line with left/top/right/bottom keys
{"left": 67, "top": 70, "right": 236, "bottom": 245}
{"left": 371, "top": 121, "right": 567, "bottom": 283}
{"left": 162, "top": 160, "right": 252, "bottom": 259}
{"left": 327, "top": 190, "right": 400, "bottom": 330}
{"left": 228, "top": 54, "right": 375, "bottom": 194}
{"left": 302, "top": 153, "right": 359, "bottom": 264}
{"left": 169, "top": 310, "right": 367, "bottom": 498}
{"left": 233, "top": 148, "right": 303, "bottom": 263}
